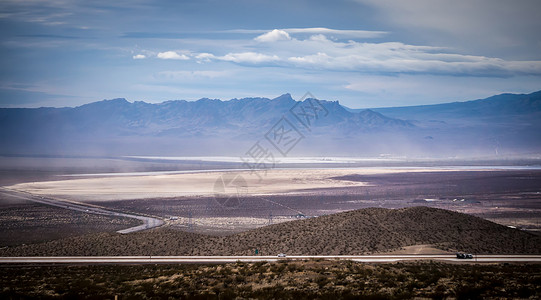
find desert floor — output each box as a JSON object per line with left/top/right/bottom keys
{"left": 7, "top": 167, "right": 482, "bottom": 202}
{"left": 1, "top": 156, "right": 540, "bottom": 243}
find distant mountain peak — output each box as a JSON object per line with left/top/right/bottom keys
{"left": 196, "top": 98, "right": 221, "bottom": 103}
{"left": 102, "top": 98, "right": 129, "bottom": 104}
{"left": 272, "top": 93, "right": 294, "bottom": 102}
{"left": 76, "top": 97, "right": 130, "bottom": 110}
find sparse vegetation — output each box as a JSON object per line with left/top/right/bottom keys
{"left": 0, "top": 261, "right": 539, "bottom": 299}
{"left": 0, "top": 203, "right": 141, "bottom": 247}
{"left": 1, "top": 207, "right": 539, "bottom": 256}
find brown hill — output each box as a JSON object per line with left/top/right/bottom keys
{"left": 215, "top": 206, "right": 541, "bottom": 255}
{"left": 1, "top": 207, "right": 539, "bottom": 256}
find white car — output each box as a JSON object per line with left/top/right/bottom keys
{"left": 277, "top": 253, "right": 286, "bottom": 258}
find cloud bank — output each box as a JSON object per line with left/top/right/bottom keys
{"left": 152, "top": 29, "right": 541, "bottom": 77}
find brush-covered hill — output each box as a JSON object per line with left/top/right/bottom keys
{"left": 1, "top": 207, "right": 539, "bottom": 256}
{"left": 225, "top": 206, "right": 540, "bottom": 255}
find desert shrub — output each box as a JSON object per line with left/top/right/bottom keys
{"left": 1, "top": 261, "right": 540, "bottom": 299}
{"left": 287, "top": 264, "right": 298, "bottom": 273}
{"left": 255, "top": 264, "right": 269, "bottom": 274}
{"left": 315, "top": 275, "right": 329, "bottom": 288}
{"left": 508, "top": 285, "right": 537, "bottom": 299}
{"left": 430, "top": 284, "right": 447, "bottom": 300}
{"left": 455, "top": 283, "right": 485, "bottom": 300}
{"left": 416, "top": 270, "right": 443, "bottom": 286}
{"left": 219, "top": 266, "right": 233, "bottom": 276}
{"left": 392, "top": 288, "right": 415, "bottom": 300}
{"left": 270, "top": 263, "right": 287, "bottom": 274}
{"left": 334, "top": 270, "right": 347, "bottom": 281}
{"left": 235, "top": 261, "right": 245, "bottom": 268}
{"left": 234, "top": 274, "right": 246, "bottom": 284}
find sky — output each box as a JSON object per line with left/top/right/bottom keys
{"left": 1, "top": 0, "right": 541, "bottom": 108}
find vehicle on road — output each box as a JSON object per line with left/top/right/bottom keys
{"left": 456, "top": 252, "right": 473, "bottom": 259}
{"left": 277, "top": 253, "right": 286, "bottom": 258}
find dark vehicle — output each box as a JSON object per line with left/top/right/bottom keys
{"left": 456, "top": 252, "right": 473, "bottom": 259}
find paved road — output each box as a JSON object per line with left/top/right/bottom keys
{"left": 1, "top": 255, "right": 540, "bottom": 264}
{"left": 0, "top": 188, "right": 164, "bottom": 234}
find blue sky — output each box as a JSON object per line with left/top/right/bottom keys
{"left": 1, "top": 0, "right": 540, "bottom": 108}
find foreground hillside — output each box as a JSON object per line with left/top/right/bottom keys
{"left": 1, "top": 207, "right": 539, "bottom": 256}
{"left": 2, "top": 261, "right": 540, "bottom": 299}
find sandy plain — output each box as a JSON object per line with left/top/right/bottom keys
{"left": 5, "top": 168, "right": 452, "bottom": 202}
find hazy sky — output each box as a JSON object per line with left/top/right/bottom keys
{"left": 1, "top": 0, "right": 540, "bottom": 108}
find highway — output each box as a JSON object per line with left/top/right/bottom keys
{"left": 0, "top": 188, "right": 164, "bottom": 234}
{"left": 1, "top": 255, "right": 540, "bottom": 264}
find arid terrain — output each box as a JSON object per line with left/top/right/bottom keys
{"left": 1, "top": 156, "right": 541, "bottom": 249}
{"left": 0, "top": 203, "right": 140, "bottom": 247}
{"left": 0, "top": 156, "right": 540, "bottom": 300}
{"left": 0, "top": 189, "right": 142, "bottom": 247}
{"left": 89, "top": 169, "right": 541, "bottom": 234}
{"left": 1, "top": 207, "right": 539, "bottom": 256}
{"left": 1, "top": 261, "right": 540, "bottom": 299}
{"left": 7, "top": 168, "right": 375, "bottom": 201}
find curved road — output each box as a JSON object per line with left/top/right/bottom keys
{"left": 0, "top": 255, "right": 540, "bottom": 264}
{"left": 0, "top": 188, "right": 164, "bottom": 234}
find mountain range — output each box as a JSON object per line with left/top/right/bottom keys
{"left": 1, "top": 91, "right": 540, "bottom": 158}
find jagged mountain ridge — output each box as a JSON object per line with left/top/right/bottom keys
{"left": 0, "top": 94, "right": 412, "bottom": 156}
{"left": 1, "top": 91, "right": 540, "bottom": 157}
{"left": 0, "top": 93, "right": 411, "bottom": 137}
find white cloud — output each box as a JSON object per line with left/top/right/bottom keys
{"left": 227, "top": 27, "right": 387, "bottom": 39}
{"left": 155, "top": 70, "right": 232, "bottom": 80}
{"left": 132, "top": 54, "right": 146, "bottom": 59}
{"left": 220, "top": 52, "right": 279, "bottom": 64}
{"left": 254, "top": 29, "right": 291, "bottom": 42}
{"left": 153, "top": 28, "right": 541, "bottom": 77}
{"left": 272, "top": 38, "right": 541, "bottom": 76}
{"left": 157, "top": 51, "right": 189, "bottom": 60}
{"left": 287, "top": 50, "right": 541, "bottom": 75}
{"left": 285, "top": 28, "right": 387, "bottom": 39}
{"left": 289, "top": 52, "right": 331, "bottom": 66}
{"left": 308, "top": 34, "right": 330, "bottom": 42}
{"left": 195, "top": 52, "right": 280, "bottom": 64}
{"left": 195, "top": 53, "right": 216, "bottom": 62}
